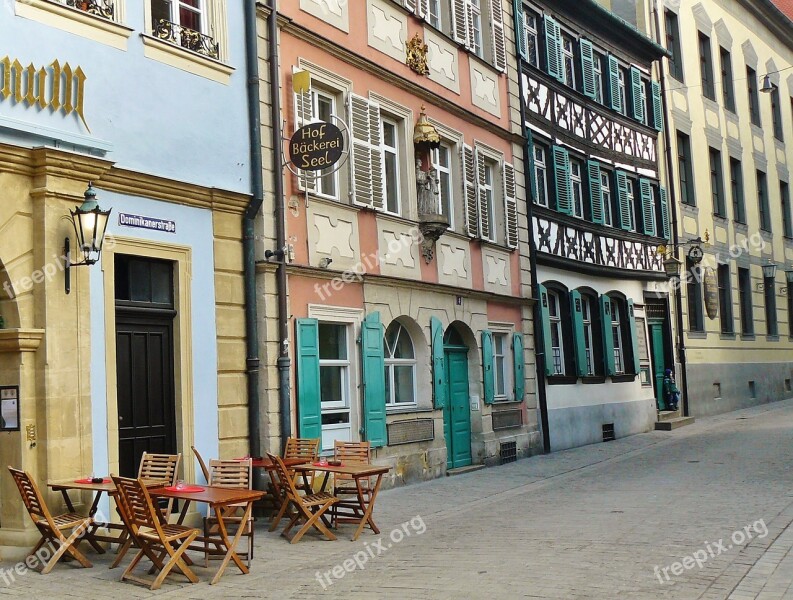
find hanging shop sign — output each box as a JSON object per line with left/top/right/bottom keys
{"left": 119, "top": 213, "right": 176, "bottom": 233}
{"left": 289, "top": 122, "right": 344, "bottom": 171}
{"left": 703, "top": 266, "right": 718, "bottom": 320}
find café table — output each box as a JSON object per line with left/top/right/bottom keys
{"left": 292, "top": 462, "right": 391, "bottom": 541}
{"left": 148, "top": 484, "right": 265, "bottom": 585}
{"left": 48, "top": 479, "right": 120, "bottom": 553}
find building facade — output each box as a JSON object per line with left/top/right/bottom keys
{"left": 659, "top": 0, "right": 793, "bottom": 417}
{"left": 513, "top": 0, "right": 674, "bottom": 451}
{"left": 0, "top": 0, "right": 252, "bottom": 551}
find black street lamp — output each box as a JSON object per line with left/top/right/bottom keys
{"left": 65, "top": 182, "right": 111, "bottom": 294}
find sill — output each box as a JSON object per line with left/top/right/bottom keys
{"left": 687, "top": 331, "right": 707, "bottom": 339}
{"left": 581, "top": 376, "right": 607, "bottom": 384}
{"left": 610, "top": 374, "right": 637, "bottom": 383}
{"left": 386, "top": 405, "right": 432, "bottom": 415}
{"left": 713, "top": 213, "right": 728, "bottom": 222}
{"left": 681, "top": 203, "right": 698, "bottom": 214}
{"left": 720, "top": 332, "right": 736, "bottom": 340}
{"left": 766, "top": 335, "right": 780, "bottom": 342}
{"left": 774, "top": 136, "right": 785, "bottom": 146}
{"left": 141, "top": 34, "right": 233, "bottom": 84}
{"left": 734, "top": 221, "right": 748, "bottom": 230}
{"left": 741, "top": 333, "right": 756, "bottom": 341}
{"left": 547, "top": 375, "right": 578, "bottom": 385}
{"left": 491, "top": 399, "right": 523, "bottom": 408}
{"left": 15, "top": 0, "right": 133, "bottom": 50}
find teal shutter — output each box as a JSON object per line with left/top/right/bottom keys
{"left": 296, "top": 318, "right": 321, "bottom": 439}
{"left": 431, "top": 316, "right": 447, "bottom": 409}
{"left": 615, "top": 170, "right": 631, "bottom": 230}
{"left": 544, "top": 15, "right": 563, "bottom": 81}
{"left": 481, "top": 330, "right": 494, "bottom": 404}
{"left": 607, "top": 54, "right": 621, "bottom": 112}
{"left": 361, "top": 313, "right": 386, "bottom": 447}
{"left": 513, "top": 0, "right": 527, "bottom": 61}
{"left": 512, "top": 332, "right": 525, "bottom": 401}
{"left": 599, "top": 295, "right": 616, "bottom": 376}
{"left": 551, "top": 145, "right": 572, "bottom": 215}
{"left": 580, "top": 39, "right": 597, "bottom": 99}
{"left": 629, "top": 66, "right": 644, "bottom": 122}
{"left": 627, "top": 299, "right": 641, "bottom": 375}
{"left": 526, "top": 128, "right": 537, "bottom": 201}
{"left": 651, "top": 80, "right": 663, "bottom": 131}
{"left": 537, "top": 284, "right": 554, "bottom": 377}
{"left": 570, "top": 290, "right": 587, "bottom": 377}
{"left": 639, "top": 178, "right": 656, "bottom": 235}
{"left": 587, "top": 160, "right": 604, "bottom": 224}
{"left": 659, "top": 187, "right": 671, "bottom": 239}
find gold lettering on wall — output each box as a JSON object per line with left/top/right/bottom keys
{"left": 0, "top": 56, "right": 89, "bottom": 130}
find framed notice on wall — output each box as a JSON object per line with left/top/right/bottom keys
{"left": 0, "top": 386, "right": 20, "bottom": 431}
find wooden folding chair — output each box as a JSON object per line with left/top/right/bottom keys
{"left": 203, "top": 459, "right": 254, "bottom": 567}
{"left": 331, "top": 441, "right": 372, "bottom": 526}
{"left": 191, "top": 446, "right": 210, "bottom": 483}
{"left": 268, "top": 437, "right": 319, "bottom": 530}
{"left": 111, "top": 475, "right": 199, "bottom": 591}
{"left": 267, "top": 453, "right": 338, "bottom": 544}
{"left": 284, "top": 437, "right": 320, "bottom": 461}
{"left": 8, "top": 467, "right": 93, "bottom": 574}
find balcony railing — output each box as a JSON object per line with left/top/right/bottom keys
{"left": 153, "top": 19, "right": 220, "bottom": 60}
{"left": 62, "top": 0, "right": 114, "bottom": 20}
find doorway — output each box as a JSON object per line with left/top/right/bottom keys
{"left": 443, "top": 327, "right": 471, "bottom": 469}
{"left": 648, "top": 323, "right": 666, "bottom": 409}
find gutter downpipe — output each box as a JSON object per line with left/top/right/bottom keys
{"left": 651, "top": 0, "right": 690, "bottom": 417}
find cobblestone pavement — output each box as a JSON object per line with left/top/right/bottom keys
{"left": 3, "top": 398, "right": 793, "bottom": 599}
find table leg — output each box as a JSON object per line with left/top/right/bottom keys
{"left": 58, "top": 488, "right": 106, "bottom": 554}
{"left": 351, "top": 473, "right": 383, "bottom": 542}
{"left": 175, "top": 499, "right": 191, "bottom": 526}
{"left": 209, "top": 501, "right": 251, "bottom": 585}
{"left": 59, "top": 489, "right": 77, "bottom": 513}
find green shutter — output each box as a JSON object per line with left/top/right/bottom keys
{"left": 526, "top": 128, "right": 537, "bottom": 202}
{"left": 607, "top": 54, "right": 622, "bottom": 112}
{"left": 615, "top": 170, "right": 631, "bottom": 230}
{"left": 651, "top": 80, "right": 663, "bottom": 131}
{"left": 513, "top": 332, "right": 525, "bottom": 401}
{"left": 587, "top": 160, "right": 604, "bottom": 224}
{"left": 551, "top": 145, "right": 572, "bottom": 215}
{"left": 627, "top": 299, "right": 641, "bottom": 375}
{"left": 639, "top": 178, "right": 656, "bottom": 236}
{"left": 659, "top": 187, "right": 671, "bottom": 239}
{"left": 296, "top": 318, "right": 321, "bottom": 439}
{"left": 570, "top": 290, "right": 587, "bottom": 377}
{"left": 599, "top": 295, "right": 616, "bottom": 376}
{"left": 537, "top": 284, "right": 554, "bottom": 377}
{"left": 361, "top": 313, "right": 386, "bottom": 447}
{"left": 513, "top": 0, "right": 527, "bottom": 61}
{"left": 629, "top": 66, "right": 644, "bottom": 122}
{"left": 580, "top": 39, "right": 597, "bottom": 99}
{"left": 482, "top": 330, "right": 494, "bottom": 404}
{"left": 544, "top": 15, "right": 563, "bottom": 81}
{"left": 431, "top": 316, "right": 447, "bottom": 409}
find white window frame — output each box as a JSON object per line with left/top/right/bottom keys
{"left": 626, "top": 178, "right": 636, "bottom": 232}
{"left": 428, "top": 118, "right": 463, "bottom": 232}
{"left": 482, "top": 159, "right": 496, "bottom": 242}
{"left": 318, "top": 321, "right": 351, "bottom": 411}
{"left": 548, "top": 291, "right": 565, "bottom": 376}
{"left": 154, "top": 0, "right": 208, "bottom": 33}
{"left": 384, "top": 322, "right": 417, "bottom": 409}
{"left": 381, "top": 116, "right": 401, "bottom": 216}
{"left": 469, "top": 0, "right": 483, "bottom": 58}
{"left": 601, "top": 171, "right": 613, "bottom": 226}
{"left": 571, "top": 160, "right": 584, "bottom": 218}
{"left": 593, "top": 54, "right": 604, "bottom": 104}
{"left": 561, "top": 33, "right": 576, "bottom": 89}
{"left": 312, "top": 89, "right": 341, "bottom": 200}
{"left": 618, "top": 69, "right": 627, "bottom": 115}
{"left": 431, "top": 143, "right": 455, "bottom": 230}
{"left": 523, "top": 9, "right": 539, "bottom": 67}
{"left": 534, "top": 144, "right": 549, "bottom": 208}
{"left": 428, "top": 0, "right": 442, "bottom": 29}
{"left": 491, "top": 330, "right": 512, "bottom": 400}
{"left": 610, "top": 299, "right": 625, "bottom": 375}
{"left": 581, "top": 297, "right": 595, "bottom": 376}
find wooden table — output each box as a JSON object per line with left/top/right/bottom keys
{"left": 148, "top": 485, "right": 265, "bottom": 585}
{"left": 49, "top": 480, "right": 122, "bottom": 553}
{"left": 292, "top": 463, "right": 390, "bottom": 541}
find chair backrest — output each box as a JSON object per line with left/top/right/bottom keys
{"left": 112, "top": 475, "right": 162, "bottom": 537}
{"left": 266, "top": 453, "right": 301, "bottom": 501}
{"left": 334, "top": 441, "right": 371, "bottom": 466}
{"left": 191, "top": 446, "right": 210, "bottom": 483}
{"left": 138, "top": 452, "right": 181, "bottom": 486}
{"left": 208, "top": 459, "right": 251, "bottom": 490}
{"left": 8, "top": 467, "right": 52, "bottom": 526}
{"left": 284, "top": 437, "right": 319, "bottom": 461}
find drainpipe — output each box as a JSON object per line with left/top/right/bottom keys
{"left": 651, "top": 0, "right": 690, "bottom": 416}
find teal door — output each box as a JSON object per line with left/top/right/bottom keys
{"left": 649, "top": 323, "right": 667, "bottom": 409}
{"left": 443, "top": 348, "right": 472, "bottom": 469}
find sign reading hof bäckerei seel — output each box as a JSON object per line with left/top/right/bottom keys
{"left": 119, "top": 213, "right": 176, "bottom": 233}
{"left": 289, "top": 122, "right": 344, "bottom": 171}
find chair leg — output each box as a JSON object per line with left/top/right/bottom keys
{"left": 41, "top": 528, "right": 92, "bottom": 574}
{"left": 269, "top": 497, "right": 290, "bottom": 532}
{"left": 290, "top": 504, "right": 337, "bottom": 544}
{"left": 150, "top": 534, "right": 198, "bottom": 590}
{"left": 111, "top": 539, "right": 133, "bottom": 569}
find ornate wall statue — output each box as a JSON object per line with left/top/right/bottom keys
{"left": 415, "top": 159, "right": 448, "bottom": 263}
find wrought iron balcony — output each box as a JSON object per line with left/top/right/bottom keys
{"left": 62, "top": 0, "right": 114, "bottom": 20}
{"left": 153, "top": 19, "right": 220, "bottom": 60}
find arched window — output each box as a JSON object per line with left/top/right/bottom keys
{"left": 384, "top": 322, "right": 416, "bottom": 407}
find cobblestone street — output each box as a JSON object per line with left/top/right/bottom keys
{"left": 4, "top": 398, "right": 793, "bottom": 599}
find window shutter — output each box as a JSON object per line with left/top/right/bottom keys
{"left": 462, "top": 144, "right": 479, "bottom": 237}
{"left": 526, "top": 129, "right": 537, "bottom": 201}
{"left": 296, "top": 318, "right": 321, "bottom": 439}
{"left": 417, "top": 0, "right": 429, "bottom": 17}
{"left": 361, "top": 312, "right": 386, "bottom": 448}
{"left": 537, "top": 284, "right": 555, "bottom": 377}
{"left": 639, "top": 178, "right": 656, "bottom": 235}
{"left": 403, "top": 0, "right": 417, "bottom": 13}
{"left": 490, "top": 0, "right": 507, "bottom": 72}
{"left": 476, "top": 148, "right": 492, "bottom": 240}
{"left": 659, "top": 187, "right": 671, "bottom": 239}
{"left": 349, "top": 93, "right": 384, "bottom": 210}
{"left": 615, "top": 170, "right": 631, "bottom": 230}
{"left": 651, "top": 80, "right": 663, "bottom": 131}
{"left": 431, "top": 316, "right": 447, "bottom": 409}
{"left": 503, "top": 162, "right": 519, "bottom": 249}
{"left": 599, "top": 295, "right": 616, "bottom": 376}
{"left": 451, "top": 0, "right": 469, "bottom": 45}
{"left": 607, "top": 54, "right": 622, "bottom": 112}
{"left": 512, "top": 332, "right": 525, "bottom": 401}
{"left": 294, "top": 89, "right": 317, "bottom": 193}
{"left": 587, "top": 160, "right": 604, "bottom": 224}
{"left": 481, "top": 330, "right": 495, "bottom": 404}
{"left": 570, "top": 290, "right": 587, "bottom": 377}
{"left": 551, "top": 145, "right": 572, "bottom": 215}
{"left": 580, "top": 39, "right": 597, "bottom": 99}
{"left": 627, "top": 299, "right": 641, "bottom": 375}
{"left": 512, "top": 0, "right": 527, "bottom": 61}
{"left": 543, "top": 15, "right": 563, "bottom": 82}
{"left": 629, "top": 66, "right": 644, "bottom": 122}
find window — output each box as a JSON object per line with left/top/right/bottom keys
{"left": 428, "top": 0, "right": 441, "bottom": 29}
{"left": 492, "top": 333, "right": 510, "bottom": 398}
{"left": 665, "top": 10, "right": 684, "bottom": 81}
{"left": 522, "top": 9, "right": 539, "bottom": 67}
{"left": 581, "top": 297, "right": 595, "bottom": 376}
{"left": 618, "top": 69, "right": 627, "bottom": 116}
{"left": 431, "top": 143, "right": 454, "bottom": 228}
{"left": 610, "top": 299, "right": 624, "bottom": 374}
{"left": 782, "top": 181, "right": 793, "bottom": 238}
{"left": 739, "top": 267, "right": 754, "bottom": 335}
{"left": 548, "top": 291, "right": 565, "bottom": 376}
{"left": 562, "top": 34, "right": 576, "bottom": 89}
{"left": 698, "top": 33, "right": 715, "bottom": 101}
{"left": 384, "top": 322, "right": 416, "bottom": 407}
{"left": 748, "top": 66, "right": 761, "bottom": 126}
{"left": 730, "top": 158, "right": 746, "bottom": 223}
{"left": 686, "top": 258, "right": 704, "bottom": 332}
{"left": 469, "top": 0, "right": 483, "bottom": 57}
{"left": 677, "top": 131, "right": 695, "bottom": 206}
{"left": 788, "top": 285, "right": 793, "bottom": 338}
{"left": 709, "top": 147, "right": 726, "bottom": 217}
{"left": 772, "top": 86, "right": 784, "bottom": 142}
{"left": 593, "top": 54, "right": 604, "bottom": 104}
{"left": 304, "top": 89, "right": 339, "bottom": 199}
{"left": 765, "top": 276, "right": 778, "bottom": 336}
{"left": 150, "top": 0, "right": 219, "bottom": 59}
{"left": 601, "top": 171, "right": 613, "bottom": 226}
{"left": 534, "top": 144, "right": 549, "bottom": 207}
{"left": 757, "top": 170, "right": 771, "bottom": 232}
{"left": 571, "top": 160, "right": 584, "bottom": 218}
{"left": 720, "top": 47, "right": 735, "bottom": 112}
{"left": 625, "top": 178, "right": 636, "bottom": 232}
{"left": 482, "top": 161, "right": 495, "bottom": 241}
{"left": 381, "top": 117, "right": 400, "bottom": 215}
{"left": 319, "top": 323, "right": 350, "bottom": 410}
{"left": 718, "top": 263, "right": 734, "bottom": 334}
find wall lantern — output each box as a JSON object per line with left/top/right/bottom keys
{"left": 65, "top": 182, "right": 111, "bottom": 294}
{"left": 662, "top": 254, "right": 683, "bottom": 280}
{"left": 761, "top": 262, "right": 778, "bottom": 280}
{"left": 760, "top": 74, "right": 776, "bottom": 93}
{"left": 781, "top": 269, "right": 793, "bottom": 295}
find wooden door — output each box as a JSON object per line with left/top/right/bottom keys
{"left": 443, "top": 349, "right": 472, "bottom": 469}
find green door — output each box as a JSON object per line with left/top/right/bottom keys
{"left": 649, "top": 323, "right": 666, "bottom": 409}
{"left": 443, "top": 348, "right": 472, "bottom": 469}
